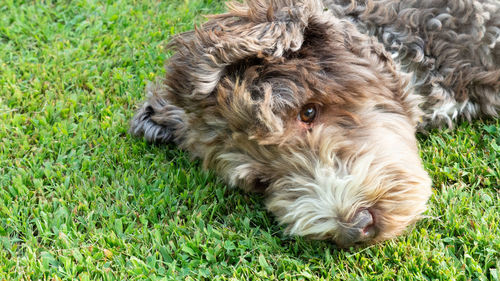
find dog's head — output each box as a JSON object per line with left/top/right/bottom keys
{"left": 164, "top": 0, "right": 432, "bottom": 247}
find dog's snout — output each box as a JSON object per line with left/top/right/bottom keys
{"left": 351, "top": 209, "right": 376, "bottom": 240}
{"left": 337, "top": 209, "right": 377, "bottom": 246}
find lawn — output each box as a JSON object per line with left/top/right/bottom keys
{"left": 0, "top": 0, "right": 498, "bottom": 280}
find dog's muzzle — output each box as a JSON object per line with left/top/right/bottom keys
{"left": 336, "top": 209, "right": 377, "bottom": 246}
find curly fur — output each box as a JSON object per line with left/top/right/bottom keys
{"left": 325, "top": 0, "right": 500, "bottom": 127}
{"left": 130, "top": 0, "right": 499, "bottom": 247}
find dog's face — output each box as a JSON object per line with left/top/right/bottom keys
{"left": 166, "top": 0, "right": 432, "bottom": 247}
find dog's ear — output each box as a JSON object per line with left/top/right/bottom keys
{"left": 164, "top": 0, "right": 324, "bottom": 111}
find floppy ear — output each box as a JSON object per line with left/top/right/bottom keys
{"left": 164, "top": 0, "right": 324, "bottom": 111}
{"left": 130, "top": 0, "right": 324, "bottom": 144}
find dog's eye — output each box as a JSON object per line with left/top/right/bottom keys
{"left": 299, "top": 104, "right": 318, "bottom": 123}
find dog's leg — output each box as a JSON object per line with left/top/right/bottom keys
{"left": 130, "top": 82, "right": 187, "bottom": 144}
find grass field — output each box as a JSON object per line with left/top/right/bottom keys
{"left": 0, "top": 0, "right": 499, "bottom": 280}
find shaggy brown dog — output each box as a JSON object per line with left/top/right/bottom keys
{"left": 130, "top": 0, "right": 500, "bottom": 247}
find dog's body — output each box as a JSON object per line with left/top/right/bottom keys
{"left": 130, "top": 0, "right": 500, "bottom": 246}
{"left": 327, "top": 0, "right": 500, "bottom": 128}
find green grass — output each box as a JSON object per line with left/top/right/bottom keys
{"left": 0, "top": 0, "right": 498, "bottom": 280}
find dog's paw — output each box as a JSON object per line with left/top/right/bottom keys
{"left": 130, "top": 86, "right": 187, "bottom": 144}
{"left": 129, "top": 104, "right": 172, "bottom": 143}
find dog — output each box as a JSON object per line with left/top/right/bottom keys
{"left": 130, "top": 0, "right": 500, "bottom": 247}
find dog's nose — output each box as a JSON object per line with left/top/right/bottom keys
{"left": 351, "top": 209, "right": 376, "bottom": 239}
{"left": 337, "top": 209, "right": 376, "bottom": 246}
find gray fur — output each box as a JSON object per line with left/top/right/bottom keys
{"left": 129, "top": 82, "right": 187, "bottom": 144}
{"left": 325, "top": 0, "right": 500, "bottom": 127}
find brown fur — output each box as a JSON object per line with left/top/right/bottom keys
{"left": 326, "top": 0, "right": 500, "bottom": 127}
{"left": 130, "top": 0, "right": 498, "bottom": 247}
